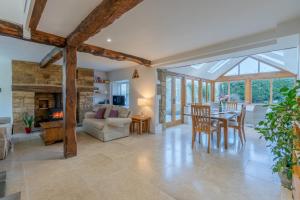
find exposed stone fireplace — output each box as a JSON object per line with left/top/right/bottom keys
{"left": 12, "top": 61, "right": 94, "bottom": 133}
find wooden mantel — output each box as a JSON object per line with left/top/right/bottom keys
{"left": 12, "top": 84, "right": 93, "bottom": 93}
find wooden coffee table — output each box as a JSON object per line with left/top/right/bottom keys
{"left": 40, "top": 121, "right": 64, "bottom": 145}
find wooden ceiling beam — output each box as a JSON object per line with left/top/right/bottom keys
{"left": 0, "top": 19, "right": 151, "bottom": 66}
{"left": 31, "top": 30, "right": 66, "bottom": 47}
{"left": 29, "top": 0, "right": 48, "bottom": 31}
{"left": 67, "top": 0, "right": 143, "bottom": 47}
{"left": 40, "top": 47, "right": 63, "bottom": 68}
{"left": 78, "top": 44, "right": 151, "bottom": 66}
{"left": 0, "top": 20, "right": 66, "bottom": 47}
{"left": 0, "top": 19, "right": 23, "bottom": 39}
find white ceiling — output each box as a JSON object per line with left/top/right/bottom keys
{"left": 0, "top": 36, "right": 133, "bottom": 71}
{"left": 38, "top": 0, "right": 103, "bottom": 37}
{"left": 0, "top": 0, "right": 300, "bottom": 71}
{"left": 0, "top": 0, "right": 25, "bottom": 25}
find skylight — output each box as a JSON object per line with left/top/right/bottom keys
{"left": 208, "top": 59, "right": 231, "bottom": 73}
{"left": 272, "top": 51, "right": 284, "bottom": 57}
{"left": 260, "top": 62, "right": 279, "bottom": 73}
{"left": 225, "top": 66, "right": 238, "bottom": 76}
{"left": 257, "top": 54, "right": 284, "bottom": 65}
{"left": 239, "top": 57, "right": 258, "bottom": 74}
{"left": 191, "top": 63, "right": 206, "bottom": 70}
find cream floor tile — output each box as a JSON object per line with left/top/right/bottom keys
{"left": 0, "top": 124, "right": 292, "bottom": 199}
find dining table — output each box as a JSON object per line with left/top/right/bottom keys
{"left": 184, "top": 109, "right": 238, "bottom": 149}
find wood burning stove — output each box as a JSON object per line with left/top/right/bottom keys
{"left": 48, "top": 108, "right": 64, "bottom": 121}
{"left": 34, "top": 93, "right": 63, "bottom": 127}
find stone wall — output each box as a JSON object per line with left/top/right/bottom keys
{"left": 12, "top": 60, "right": 94, "bottom": 133}
{"left": 12, "top": 91, "right": 35, "bottom": 132}
{"left": 78, "top": 92, "right": 94, "bottom": 124}
{"left": 12, "top": 61, "right": 62, "bottom": 86}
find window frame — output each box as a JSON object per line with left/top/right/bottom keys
{"left": 111, "top": 80, "right": 130, "bottom": 107}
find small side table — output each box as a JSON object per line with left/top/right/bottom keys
{"left": 130, "top": 115, "right": 151, "bottom": 134}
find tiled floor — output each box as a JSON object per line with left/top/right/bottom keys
{"left": 0, "top": 125, "right": 292, "bottom": 200}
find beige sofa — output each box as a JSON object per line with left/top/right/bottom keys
{"left": 0, "top": 118, "right": 12, "bottom": 160}
{"left": 82, "top": 104, "right": 132, "bottom": 142}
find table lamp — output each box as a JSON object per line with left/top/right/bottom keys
{"left": 137, "top": 98, "right": 151, "bottom": 117}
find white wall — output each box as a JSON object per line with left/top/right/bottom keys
{"left": 108, "top": 66, "right": 159, "bottom": 133}
{"left": 94, "top": 71, "right": 109, "bottom": 105}
{"left": 0, "top": 57, "right": 12, "bottom": 119}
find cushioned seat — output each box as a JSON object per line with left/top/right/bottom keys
{"left": 228, "top": 121, "right": 238, "bottom": 127}
{"left": 83, "top": 118, "right": 105, "bottom": 130}
{"left": 82, "top": 104, "right": 132, "bottom": 142}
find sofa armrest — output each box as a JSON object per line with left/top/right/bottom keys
{"left": 105, "top": 118, "right": 132, "bottom": 128}
{"left": 85, "top": 112, "right": 96, "bottom": 119}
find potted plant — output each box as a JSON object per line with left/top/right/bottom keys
{"left": 256, "top": 80, "right": 300, "bottom": 189}
{"left": 23, "top": 112, "right": 34, "bottom": 134}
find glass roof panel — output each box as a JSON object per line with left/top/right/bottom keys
{"left": 191, "top": 63, "right": 206, "bottom": 70}
{"left": 208, "top": 59, "right": 231, "bottom": 73}
{"left": 239, "top": 57, "right": 258, "bottom": 74}
{"left": 224, "top": 66, "right": 238, "bottom": 76}
{"left": 260, "top": 62, "right": 279, "bottom": 73}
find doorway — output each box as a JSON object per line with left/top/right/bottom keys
{"left": 165, "top": 75, "right": 182, "bottom": 127}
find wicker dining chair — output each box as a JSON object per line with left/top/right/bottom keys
{"left": 191, "top": 105, "right": 220, "bottom": 153}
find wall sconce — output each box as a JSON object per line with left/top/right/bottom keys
{"left": 132, "top": 69, "right": 139, "bottom": 79}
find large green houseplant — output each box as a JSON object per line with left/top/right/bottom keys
{"left": 256, "top": 80, "right": 300, "bottom": 189}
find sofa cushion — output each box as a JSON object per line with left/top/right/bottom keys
{"left": 83, "top": 118, "right": 105, "bottom": 130}
{"left": 109, "top": 109, "right": 119, "bottom": 118}
{"left": 106, "top": 118, "right": 132, "bottom": 128}
{"left": 117, "top": 107, "right": 130, "bottom": 118}
{"left": 95, "top": 108, "right": 106, "bottom": 119}
{"left": 104, "top": 105, "right": 112, "bottom": 119}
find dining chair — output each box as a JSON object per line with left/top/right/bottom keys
{"left": 221, "top": 104, "right": 246, "bottom": 145}
{"left": 226, "top": 101, "right": 238, "bottom": 112}
{"left": 191, "top": 105, "right": 220, "bottom": 153}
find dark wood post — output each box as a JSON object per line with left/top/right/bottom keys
{"left": 63, "top": 45, "right": 77, "bottom": 158}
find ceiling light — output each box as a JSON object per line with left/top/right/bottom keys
{"left": 106, "top": 38, "right": 112, "bottom": 42}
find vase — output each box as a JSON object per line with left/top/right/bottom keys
{"left": 25, "top": 127, "right": 31, "bottom": 134}
{"left": 278, "top": 170, "right": 292, "bottom": 189}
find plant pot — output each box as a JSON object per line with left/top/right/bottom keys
{"left": 278, "top": 170, "right": 292, "bottom": 189}
{"left": 25, "top": 127, "right": 31, "bottom": 134}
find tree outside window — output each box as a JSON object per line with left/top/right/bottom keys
{"left": 194, "top": 81, "right": 199, "bottom": 103}
{"left": 272, "top": 78, "right": 295, "bottom": 103}
{"left": 202, "top": 81, "right": 207, "bottom": 103}
{"left": 207, "top": 82, "right": 211, "bottom": 102}
{"left": 230, "top": 81, "right": 245, "bottom": 102}
{"left": 186, "top": 79, "right": 192, "bottom": 105}
{"left": 252, "top": 79, "right": 270, "bottom": 104}
{"left": 215, "top": 82, "right": 228, "bottom": 101}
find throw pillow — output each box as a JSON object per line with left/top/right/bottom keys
{"left": 109, "top": 109, "right": 119, "bottom": 118}
{"left": 104, "top": 105, "right": 112, "bottom": 119}
{"left": 118, "top": 107, "right": 130, "bottom": 118}
{"left": 95, "top": 108, "right": 106, "bottom": 119}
